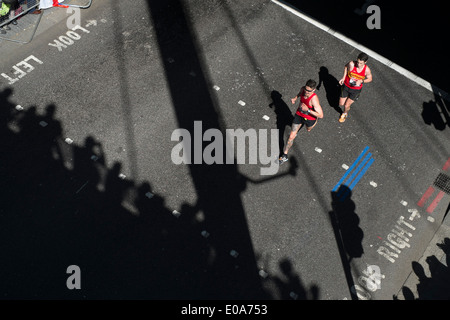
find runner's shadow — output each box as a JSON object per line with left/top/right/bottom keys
{"left": 317, "top": 66, "right": 342, "bottom": 114}
{"left": 269, "top": 90, "right": 294, "bottom": 155}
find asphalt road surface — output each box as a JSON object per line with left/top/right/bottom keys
{"left": 0, "top": 0, "right": 449, "bottom": 301}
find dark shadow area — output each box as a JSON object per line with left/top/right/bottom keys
{"left": 0, "top": 0, "right": 321, "bottom": 299}
{"left": 445, "top": 202, "right": 450, "bottom": 221}
{"left": 243, "top": 157, "right": 299, "bottom": 185}
{"left": 281, "top": 0, "right": 450, "bottom": 93}
{"left": 396, "top": 238, "right": 450, "bottom": 300}
{"left": 271, "top": 258, "right": 319, "bottom": 300}
{"left": 0, "top": 87, "right": 179, "bottom": 299}
{"left": 269, "top": 90, "right": 294, "bottom": 154}
{"left": 317, "top": 66, "right": 341, "bottom": 115}
{"left": 145, "top": 0, "right": 321, "bottom": 299}
{"left": 329, "top": 186, "right": 364, "bottom": 300}
{"left": 146, "top": 0, "right": 264, "bottom": 299}
{"left": 111, "top": 0, "right": 139, "bottom": 179}
{"left": 422, "top": 91, "right": 450, "bottom": 131}
{"left": 0, "top": 86, "right": 318, "bottom": 299}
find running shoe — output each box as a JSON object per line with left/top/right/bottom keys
{"left": 339, "top": 113, "right": 347, "bottom": 123}
{"left": 278, "top": 153, "right": 288, "bottom": 164}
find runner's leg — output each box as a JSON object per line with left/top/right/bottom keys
{"left": 306, "top": 119, "right": 317, "bottom": 132}
{"left": 339, "top": 86, "right": 349, "bottom": 115}
{"left": 283, "top": 123, "right": 302, "bottom": 154}
{"left": 344, "top": 98, "right": 355, "bottom": 114}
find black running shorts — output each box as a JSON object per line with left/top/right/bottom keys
{"left": 293, "top": 113, "right": 316, "bottom": 128}
{"left": 341, "top": 85, "right": 362, "bottom": 101}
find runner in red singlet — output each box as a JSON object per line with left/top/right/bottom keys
{"left": 338, "top": 52, "right": 373, "bottom": 123}
{"left": 278, "top": 79, "right": 324, "bottom": 164}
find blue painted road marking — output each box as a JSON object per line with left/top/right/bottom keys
{"left": 332, "top": 146, "right": 369, "bottom": 192}
{"left": 332, "top": 146, "right": 375, "bottom": 201}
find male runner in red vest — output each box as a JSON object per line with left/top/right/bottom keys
{"left": 338, "top": 52, "right": 373, "bottom": 123}
{"left": 278, "top": 79, "right": 324, "bottom": 164}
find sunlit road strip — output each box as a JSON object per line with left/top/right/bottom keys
{"left": 332, "top": 146, "right": 375, "bottom": 201}
{"left": 270, "top": 0, "right": 449, "bottom": 101}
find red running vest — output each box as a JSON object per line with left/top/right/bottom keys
{"left": 296, "top": 88, "right": 317, "bottom": 120}
{"left": 344, "top": 63, "right": 367, "bottom": 90}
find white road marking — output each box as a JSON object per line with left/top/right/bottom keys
{"left": 258, "top": 269, "right": 268, "bottom": 278}
{"left": 407, "top": 208, "right": 420, "bottom": 221}
{"left": 76, "top": 181, "right": 89, "bottom": 194}
{"left": 172, "top": 210, "right": 181, "bottom": 218}
{"left": 2, "top": 55, "right": 43, "bottom": 85}
{"left": 230, "top": 250, "right": 239, "bottom": 258}
{"left": 86, "top": 20, "right": 97, "bottom": 27}
{"left": 201, "top": 230, "right": 210, "bottom": 238}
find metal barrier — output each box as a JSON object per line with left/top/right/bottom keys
{"left": 0, "top": 0, "right": 40, "bottom": 28}
{"left": 53, "top": 0, "right": 92, "bottom": 9}
{"left": 0, "top": 0, "right": 92, "bottom": 43}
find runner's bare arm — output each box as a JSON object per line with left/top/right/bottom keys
{"left": 310, "top": 96, "right": 324, "bottom": 119}
{"left": 339, "top": 61, "right": 353, "bottom": 85}
{"left": 364, "top": 66, "right": 373, "bottom": 83}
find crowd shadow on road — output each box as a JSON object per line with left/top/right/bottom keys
{"left": 1, "top": 92, "right": 320, "bottom": 299}
{"left": 271, "top": 259, "right": 319, "bottom": 300}
{"left": 396, "top": 238, "right": 450, "bottom": 300}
